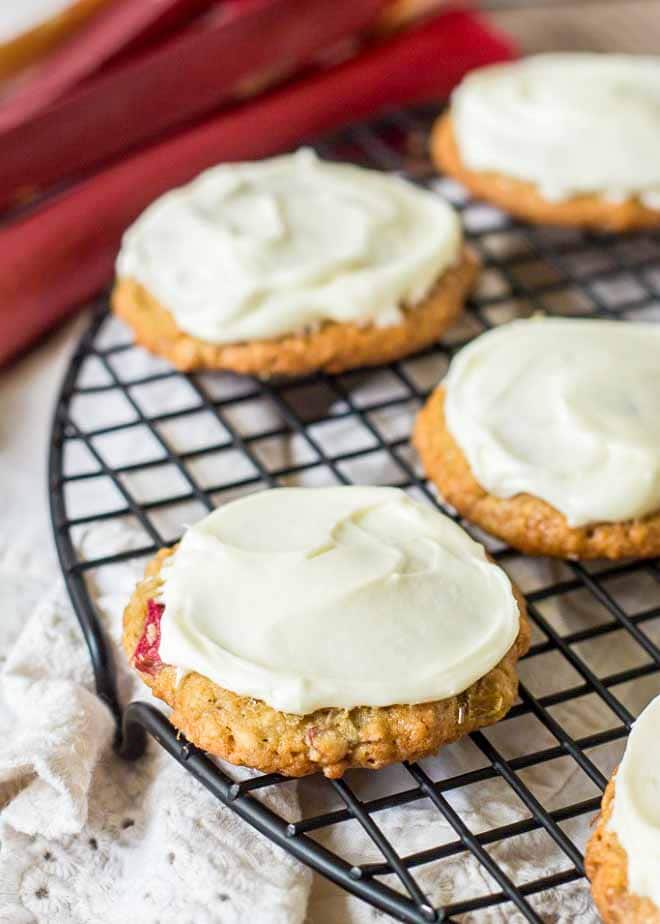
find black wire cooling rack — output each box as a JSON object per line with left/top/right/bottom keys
{"left": 49, "top": 106, "right": 660, "bottom": 923}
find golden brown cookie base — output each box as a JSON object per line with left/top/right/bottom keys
{"left": 111, "top": 247, "right": 479, "bottom": 378}
{"left": 586, "top": 776, "right": 660, "bottom": 924}
{"left": 413, "top": 386, "right": 660, "bottom": 560}
{"left": 431, "top": 114, "right": 660, "bottom": 232}
{"left": 123, "top": 547, "right": 530, "bottom": 779}
{"left": 0, "top": 0, "right": 110, "bottom": 81}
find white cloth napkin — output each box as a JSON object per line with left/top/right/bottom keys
{"left": 0, "top": 575, "right": 310, "bottom": 924}
{"left": 1, "top": 315, "right": 659, "bottom": 924}
{"left": 0, "top": 320, "right": 310, "bottom": 924}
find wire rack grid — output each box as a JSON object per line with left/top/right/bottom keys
{"left": 49, "top": 105, "right": 660, "bottom": 924}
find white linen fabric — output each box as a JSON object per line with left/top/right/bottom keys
{"left": 0, "top": 315, "right": 658, "bottom": 924}
{"left": 0, "top": 320, "right": 309, "bottom": 924}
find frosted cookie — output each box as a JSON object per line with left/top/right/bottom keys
{"left": 586, "top": 694, "right": 660, "bottom": 924}
{"left": 431, "top": 54, "right": 660, "bottom": 231}
{"left": 0, "top": 0, "right": 110, "bottom": 81}
{"left": 413, "top": 318, "right": 660, "bottom": 559}
{"left": 112, "top": 149, "right": 478, "bottom": 377}
{"left": 123, "top": 487, "right": 529, "bottom": 778}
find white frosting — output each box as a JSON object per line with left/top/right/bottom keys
{"left": 451, "top": 53, "right": 660, "bottom": 206}
{"left": 609, "top": 694, "right": 660, "bottom": 907}
{"left": 157, "top": 486, "right": 520, "bottom": 715}
{"left": 116, "top": 149, "right": 461, "bottom": 344}
{"left": 0, "top": 0, "right": 79, "bottom": 43}
{"left": 444, "top": 318, "right": 660, "bottom": 528}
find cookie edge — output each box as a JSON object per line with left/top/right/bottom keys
{"left": 111, "top": 247, "right": 479, "bottom": 377}
{"left": 431, "top": 113, "right": 660, "bottom": 232}
{"left": 413, "top": 385, "right": 660, "bottom": 559}
{"left": 586, "top": 775, "right": 660, "bottom": 924}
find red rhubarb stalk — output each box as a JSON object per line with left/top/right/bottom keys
{"left": 0, "top": 0, "right": 384, "bottom": 205}
{"left": 0, "top": 11, "right": 515, "bottom": 367}
{"left": 133, "top": 600, "right": 164, "bottom": 676}
{"left": 0, "top": 0, "right": 211, "bottom": 132}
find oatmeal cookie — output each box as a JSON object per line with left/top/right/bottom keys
{"left": 413, "top": 386, "right": 660, "bottom": 560}
{"left": 123, "top": 546, "right": 530, "bottom": 779}
{"left": 432, "top": 114, "right": 660, "bottom": 232}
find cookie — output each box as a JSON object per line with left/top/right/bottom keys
{"left": 112, "top": 148, "right": 475, "bottom": 376}
{"left": 432, "top": 113, "right": 660, "bottom": 233}
{"left": 123, "top": 547, "right": 530, "bottom": 778}
{"left": 413, "top": 386, "right": 660, "bottom": 560}
{"left": 112, "top": 246, "right": 477, "bottom": 377}
{"left": 586, "top": 776, "right": 660, "bottom": 924}
{"left": 587, "top": 693, "right": 660, "bottom": 922}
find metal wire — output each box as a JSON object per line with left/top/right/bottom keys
{"left": 49, "top": 105, "right": 660, "bottom": 923}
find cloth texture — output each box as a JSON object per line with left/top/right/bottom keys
{"left": 1, "top": 314, "right": 659, "bottom": 924}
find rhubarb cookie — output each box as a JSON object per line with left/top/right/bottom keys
{"left": 432, "top": 54, "right": 660, "bottom": 231}
{"left": 112, "top": 148, "right": 478, "bottom": 377}
{"left": 123, "top": 486, "right": 529, "bottom": 778}
{"left": 586, "top": 693, "right": 660, "bottom": 924}
{"left": 413, "top": 318, "right": 660, "bottom": 559}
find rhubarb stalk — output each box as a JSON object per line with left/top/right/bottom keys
{"left": 0, "top": 11, "right": 515, "bottom": 367}
{"left": 0, "top": 0, "right": 384, "bottom": 205}
{"left": 0, "top": 0, "right": 212, "bottom": 131}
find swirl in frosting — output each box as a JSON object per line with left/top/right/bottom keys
{"left": 116, "top": 149, "right": 461, "bottom": 344}
{"left": 451, "top": 54, "right": 660, "bottom": 205}
{"left": 444, "top": 318, "right": 660, "bottom": 527}
{"left": 157, "top": 487, "right": 520, "bottom": 714}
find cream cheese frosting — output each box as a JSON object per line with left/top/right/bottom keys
{"left": 609, "top": 693, "right": 660, "bottom": 907}
{"left": 443, "top": 318, "right": 660, "bottom": 528}
{"left": 116, "top": 148, "right": 462, "bottom": 344}
{"left": 157, "top": 486, "right": 520, "bottom": 715}
{"left": 451, "top": 53, "right": 660, "bottom": 205}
